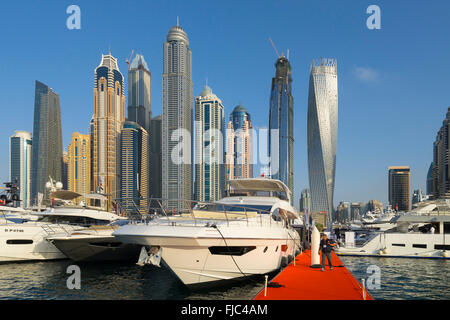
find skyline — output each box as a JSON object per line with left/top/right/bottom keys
{"left": 1, "top": 1, "right": 450, "bottom": 207}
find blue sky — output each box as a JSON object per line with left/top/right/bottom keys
{"left": 0, "top": 0, "right": 449, "bottom": 207}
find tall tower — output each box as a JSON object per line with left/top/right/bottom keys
{"left": 162, "top": 23, "right": 193, "bottom": 211}
{"left": 226, "top": 105, "right": 253, "bottom": 182}
{"left": 93, "top": 53, "right": 125, "bottom": 210}
{"left": 31, "top": 80, "right": 63, "bottom": 204}
{"left": 9, "top": 131, "right": 32, "bottom": 208}
{"left": 149, "top": 116, "right": 162, "bottom": 205}
{"left": 120, "top": 121, "right": 148, "bottom": 213}
{"left": 269, "top": 56, "right": 294, "bottom": 195}
{"left": 67, "top": 132, "right": 91, "bottom": 205}
{"left": 307, "top": 59, "right": 338, "bottom": 226}
{"left": 127, "top": 54, "right": 152, "bottom": 133}
{"left": 388, "top": 166, "right": 411, "bottom": 211}
{"left": 433, "top": 107, "right": 450, "bottom": 199}
{"left": 194, "top": 85, "right": 225, "bottom": 202}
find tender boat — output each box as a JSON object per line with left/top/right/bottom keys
{"left": 113, "top": 178, "right": 301, "bottom": 289}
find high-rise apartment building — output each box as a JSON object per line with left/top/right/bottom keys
{"left": 307, "top": 59, "right": 338, "bottom": 226}
{"left": 149, "top": 116, "right": 162, "bottom": 205}
{"left": 388, "top": 166, "right": 411, "bottom": 211}
{"left": 426, "top": 162, "right": 433, "bottom": 196}
{"left": 67, "top": 133, "right": 91, "bottom": 205}
{"left": 269, "top": 56, "right": 294, "bottom": 195}
{"left": 31, "top": 80, "right": 63, "bottom": 204}
{"left": 162, "top": 23, "right": 193, "bottom": 212}
{"left": 92, "top": 54, "right": 125, "bottom": 209}
{"left": 226, "top": 105, "right": 253, "bottom": 182}
{"left": 9, "top": 131, "right": 32, "bottom": 208}
{"left": 120, "top": 121, "right": 148, "bottom": 213}
{"left": 299, "top": 189, "right": 311, "bottom": 213}
{"left": 433, "top": 108, "right": 450, "bottom": 199}
{"left": 194, "top": 85, "right": 225, "bottom": 202}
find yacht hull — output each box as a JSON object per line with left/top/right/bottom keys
{"left": 114, "top": 224, "right": 294, "bottom": 288}
{"left": 49, "top": 236, "right": 141, "bottom": 262}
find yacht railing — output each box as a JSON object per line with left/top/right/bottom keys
{"left": 114, "top": 197, "right": 283, "bottom": 228}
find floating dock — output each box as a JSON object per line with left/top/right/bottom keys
{"left": 254, "top": 250, "right": 373, "bottom": 300}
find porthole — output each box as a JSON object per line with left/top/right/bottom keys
{"left": 263, "top": 246, "right": 268, "bottom": 253}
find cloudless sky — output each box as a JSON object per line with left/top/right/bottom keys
{"left": 0, "top": 0, "right": 449, "bottom": 207}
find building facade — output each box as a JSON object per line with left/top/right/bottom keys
{"left": 149, "top": 116, "right": 162, "bottom": 205}
{"left": 128, "top": 54, "right": 152, "bottom": 133}
{"left": 31, "top": 80, "right": 63, "bottom": 204}
{"left": 269, "top": 56, "right": 294, "bottom": 195}
{"left": 194, "top": 85, "right": 225, "bottom": 202}
{"left": 162, "top": 24, "right": 193, "bottom": 212}
{"left": 9, "top": 131, "right": 32, "bottom": 208}
{"left": 426, "top": 162, "right": 433, "bottom": 196}
{"left": 307, "top": 59, "right": 338, "bottom": 226}
{"left": 120, "top": 121, "right": 148, "bottom": 213}
{"left": 388, "top": 166, "right": 411, "bottom": 211}
{"left": 226, "top": 105, "right": 253, "bottom": 183}
{"left": 432, "top": 108, "right": 450, "bottom": 199}
{"left": 67, "top": 133, "right": 91, "bottom": 205}
{"left": 92, "top": 54, "right": 125, "bottom": 210}
{"left": 299, "top": 188, "right": 311, "bottom": 213}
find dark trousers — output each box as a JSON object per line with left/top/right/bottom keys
{"left": 321, "top": 251, "right": 332, "bottom": 269}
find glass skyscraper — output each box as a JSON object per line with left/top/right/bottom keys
{"left": 10, "top": 131, "right": 32, "bottom": 208}
{"left": 269, "top": 56, "right": 294, "bottom": 195}
{"left": 307, "top": 59, "right": 338, "bottom": 226}
{"left": 149, "top": 115, "right": 162, "bottom": 206}
{"left": 194, "top": 85, "right": 225, "bottom": 202}
{"left": 162, "top": 23, "right": 193, "bottom": 212}
{"left": 31, "top": 80, "right": 63, "bottom": 204}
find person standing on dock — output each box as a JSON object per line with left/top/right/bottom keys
{"left": 319, "top": 234, "right": 336, "bottom": 271}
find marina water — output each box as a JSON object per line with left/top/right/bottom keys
{"left": 0, "top": 257, "right": 448, "bottom": 300}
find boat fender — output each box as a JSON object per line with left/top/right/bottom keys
{"left": 378, "top": 249, "right": 384, "bottom": 255}
{"left": 382, "top": 248, "right": 389, "bottom": 255}
{"left": 441, "top": 251, "right": 448, "bottom": 258}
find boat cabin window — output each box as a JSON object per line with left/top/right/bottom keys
{"left": 194, "top": 203, "right": 272, "bottom": 214}
{"left": 392, "top": 243, "right": 405, "bottom": 247}
{"left": 445, "top": 222, "right": 450, "bottom": 234}
{"left": 6, "top": 239, "right": 33, "bottom": 244}
{"left": 37, "top": 215, "right": 110, "bottom": 226}
{"left": 227, "top": 190, "right": 288, "bottom": 201}
{"left": 435, "top": 244, "right": 450, "bottom": 250}
{"left": 412, "top": 244, "right": 427, "bottom": 249}
{"left": 208, "top": 246, "right": 256, "bottom": 256}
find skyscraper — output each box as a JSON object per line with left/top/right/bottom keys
{"left": 426, "top": 162, "right": 433, "bottom": 196}
{"left": 388, "top": 166, "right": 411, "bottom": 211}
{"left": 9, "top": 131, "right": 32, "bottom": 208}
{"left": 62, "top": 151, "right": 68, "bottom": 190}
{"left": 299, "top": 189, "right": 311, "bottom": 213}
{"left": 127, "top": 54, "right": 151, "bottom": 133}
{"left": 120, "top": 121, "right": 148, "bottom": 213}
{"left": 226, "top": 105, "right": 253, "bottom": 182}
{"left": 67, "top": 132, "right": 91, "bottom": 205}
{"left": 432, "top": 108, "right": 450, "bottom": 199}
{"left": 269, "top": 56, "right": 294, "bottom": 195}
{"left": 162, "top": 23, "right": 193, "bottom": 211}
{"left": 194, "top": 85, "right": 225, "bottom": 202}
{"left": 149, "top": 116, "right": 162, "bottom": 205}
{"left": 307, "top": 59, "right": 338, "bottom": 225}
{"left": 92, "top": 54, "right": 125, "bottom": 209}
{"left": 31, "top": 80, "right": 63, "bottom": 204}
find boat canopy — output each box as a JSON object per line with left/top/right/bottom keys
{"left": 228, "top": 178, "right": 291, "bottom": 197}
{"left": 412, "top": 204, "right": 437, "bottom": 214}
{"left": 396, "top": 215, "right": 450, "bottom": 223}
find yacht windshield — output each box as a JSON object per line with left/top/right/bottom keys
{"left": 37, "top": 215, "right": 110, "bottom": 226}
{"left": 194, "top": 203, "right": 272, "bottom": 214}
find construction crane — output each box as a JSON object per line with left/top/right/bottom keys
{"left": 268, "top": 37, "right": 280, "bottom": 58}
{"left": 125, "top": 49, "right": 135, "bottom": 70}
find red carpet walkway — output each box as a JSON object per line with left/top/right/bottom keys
{"left": 254, "top": 250, "right": 373, "bottom": 300}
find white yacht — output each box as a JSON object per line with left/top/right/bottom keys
{"left": 0, "top": 191, "right": 124, "bottom": 263}
{"left": 113, "top": 178, "right": 301, "bottom": 289}
{"left": 336, "top": 214, "right": 450, "bottom": 259}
